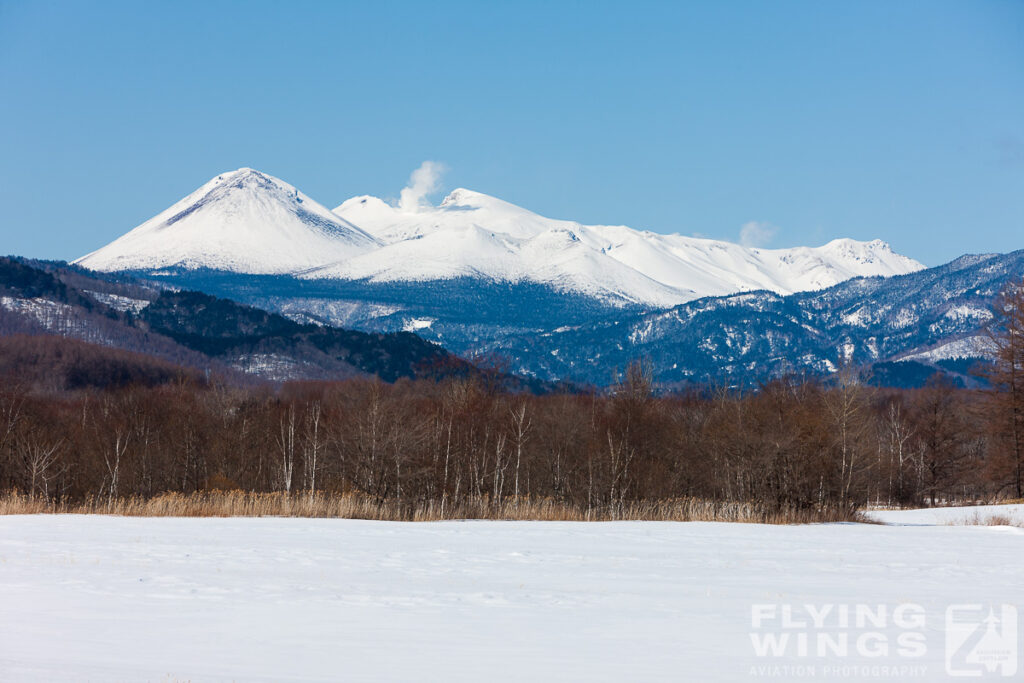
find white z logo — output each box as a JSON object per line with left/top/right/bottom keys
{"left": 946, "top": 604, "right": 1018, "bottom": 677}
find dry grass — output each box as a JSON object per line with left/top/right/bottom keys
{"left": 949, "top": 511, "right": 1024, "bottom": 528}
{"left": 0, "top": 490, "right": 860, "bottom": 524}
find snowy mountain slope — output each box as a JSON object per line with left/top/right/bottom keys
{"left": 304, "top": 221, "right": 687, "bottom": 307}
{"left": 70, "top": 168, "right": 938, "bottom": 381}
{"left": 75, "top": 167, "right": 923, "bottom": 308}
{"left": 75, "top": 168, "right": 380, "bottom": 274}
{"left": 333, "top": 189, "right": 556, "bottom": 242}
{"left": 321, "top": 186, "right": 924, "bottom": 305}
{"left": 478, "top": 249, "right": 1024, "bottom": 386}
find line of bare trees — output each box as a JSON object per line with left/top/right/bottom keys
{"left": 0, "top": 362, "right": 1018, "bottom": 515}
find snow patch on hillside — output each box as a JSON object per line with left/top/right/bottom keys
{"left": 83, "top": 290, "right": 150, "bottom": 314}
{"left": 899, "top": 336, "right": 994, "bottom": 363}
{"left": 403, "top": 317, "right": 434, "bottom": 332}
{"left": 1, "top": 296, "right": 77, "bottom": 331}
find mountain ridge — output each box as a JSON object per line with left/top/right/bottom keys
{"left": 9, "top": 252, "right": 1023, "bottom": 389}
{"left": 64, "top": 167, "right": 1019, "bottom": 390}
{"left": 321, "top": 183, "right": 923, "bottom": 306}
{"left": 75, "top": 168, "right": 924, "bottom": 308}
{"left": 477, "top": 249, "right": 1024, "bottom": 387}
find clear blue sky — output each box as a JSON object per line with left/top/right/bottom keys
{"left": 1, "top": 0, "right": 1021, "bottom": 266}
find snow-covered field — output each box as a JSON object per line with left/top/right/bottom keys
{"left": 867, "top": 503, "right": 1024, "bottom": 527}
{"left": 1, "top": 507, "right": 1021, "bottom": 681}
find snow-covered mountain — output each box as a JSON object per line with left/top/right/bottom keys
{"left": 321, "top": 188, "right": 924, "bottom": 307}
{"left": 49, "top": 160, "right": 1024, "bottom": 387}
{"left": 76, "top": 168, "right": 923, "bottom": 308}
{"left": 76, "top": 168, "right": 379, "bottom": 274}
{"left": 479, "top": 249, "right": 1024, "bottom": 387}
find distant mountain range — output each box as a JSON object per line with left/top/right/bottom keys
{"left": 77, "top": 168, "right": 922, "bottom": 308}
{"left": 56, "top": 167, "right": 1024, "bottom": 387}
{"left": 483, "top": 250, "right": 1024, "bottom": 387}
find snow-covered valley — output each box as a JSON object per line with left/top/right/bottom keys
{"left": 1, "top": 507, "right": 1020, "bottom": 681}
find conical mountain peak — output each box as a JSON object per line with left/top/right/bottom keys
{"left": 76, "top": 168, "right": 378, "bottom": 274}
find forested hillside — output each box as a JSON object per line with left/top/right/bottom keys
{"left": 0, "top": 257, "right": 465, "bottom": 384}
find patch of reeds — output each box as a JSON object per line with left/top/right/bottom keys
{"left": 0, "top": 490, "right": 861, "bottom": 524}
{"left": 948, "top": 511, "right": 1024, "bottom": 528}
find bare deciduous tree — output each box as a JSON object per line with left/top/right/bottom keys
{"left": 987, "top": 278, "right": 1024, "bottom": 498}
{"left": 277, "top": 403, "right": 297, "bottom": 494}
{"left": 16, "top": 430, "right": 64, "bottom": 499}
